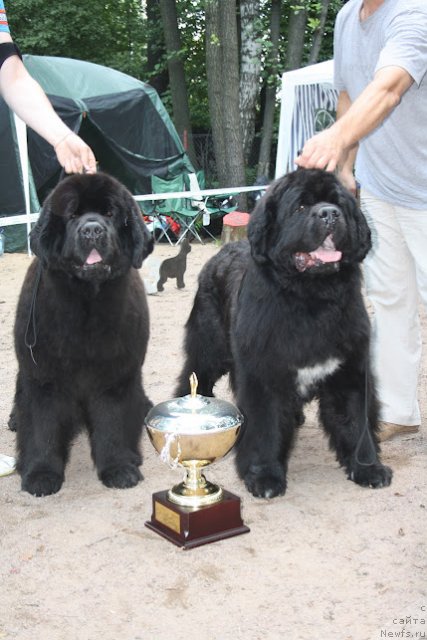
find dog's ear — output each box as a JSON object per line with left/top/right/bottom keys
{"left": 124, "top": 194, "right": 154, "bottom": 268}
{"left": 247, "top": 190, "right": 275, "bottom": 264}
{"left": 248, "top": 177, "right": 288, "bottom": 264}
{"left": 355, "top": 204, "right": 372, "bottom": 261}
{"left": 30, "top": 178, "right": 80, "bottom": 263}
{"left": 342, "top": 193, "right": 372, "bottom": 263}
{"left": 29, "top": 194, "right": 66, "bottom": 264}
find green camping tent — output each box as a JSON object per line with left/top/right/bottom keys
{"left": 0, "top": 55, "right": 194, "bottom": 252}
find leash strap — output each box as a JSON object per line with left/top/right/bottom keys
{"left": 354, "top": 362, "right": 377, "bottom": 466}
{"left": 24, "top": 261, "right": 42, "bottom": 366}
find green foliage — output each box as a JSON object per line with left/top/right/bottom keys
{"left": 209, "top": 33, "right": 220, "bottom": 46}
{"left": 5, "top": 0, "right": 342, "bottom": 171}
{"left": 175, "top": 0, "right": 210, "bottom": 130}
{"left": 7, "top": 0, "right": 147, "bottom": 79}
{"left": 279, "top": 0, "right": 340, "bottom": 67}
{"left": 318, "top": 0, "right": 342, "bottom": 60}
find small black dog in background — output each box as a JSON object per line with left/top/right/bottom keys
{"left": 157, "top": 237, "right": 191, "bottom": 291}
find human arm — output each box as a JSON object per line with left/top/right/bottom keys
{"left": 295, "top": 65, "right": 414, "bottom": 172}
{"left": 0, "top": 32, "right": 96, "bottom": 173}
{"left": 334, "top": 90, "right": 358, "bottom": 194}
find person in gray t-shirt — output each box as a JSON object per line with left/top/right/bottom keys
{"left": 296, "top": 0, "right": 427, "bottom": 442}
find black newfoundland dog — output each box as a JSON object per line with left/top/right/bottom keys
{"left": 11, "top": 173, "right": 153, "bottom": 497}
{"left": 176, "top": 169, "right": 392, "bottom": 498}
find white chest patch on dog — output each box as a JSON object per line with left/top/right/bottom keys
{"left": 297, "top": 357, "right": 342, "bottom": 396}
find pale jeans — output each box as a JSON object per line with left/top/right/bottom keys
{"left": 361, "top": 188, "right": 427, "bottom": 426}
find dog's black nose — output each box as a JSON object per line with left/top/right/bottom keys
{"left": 80, "top": 220, "right": 104, "bottom": 240}
{"left": 317, "top": 205, "right": 341, "bottom": 226}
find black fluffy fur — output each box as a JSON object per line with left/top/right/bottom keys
{"left": 10, "top": 173, "right": 154, "bottom": 496}
{"left": 157, "top": 237, "right": 191, "bottom": 291}
{"left": 176, "top": 169, "right": 392, "bottom": 498}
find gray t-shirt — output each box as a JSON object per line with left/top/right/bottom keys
{"left": 334, "top": 0, "right": 427, "bottom": 209}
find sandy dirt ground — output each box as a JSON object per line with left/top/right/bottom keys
{"left": 0, "top": 242, "right": 426, "bottom": 640}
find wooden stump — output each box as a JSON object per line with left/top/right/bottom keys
{"left": 221, "top": 211, "right": 250, "bottom": 244}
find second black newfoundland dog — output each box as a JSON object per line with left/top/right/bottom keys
{"left": 11, "top": 173, "right": 153, "bottom": 496}
{"left": 176, "top": 169, "right": 392, "bottom": 498}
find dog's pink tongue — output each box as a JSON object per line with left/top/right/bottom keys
{"left": 311, "top": 247, "right": 342, "bottom": 263}
{"left": 311, "top": 235, "right": 342, "bottom": 263}
{"left": 85, "top": 249, "right": 102, "bottom": 265}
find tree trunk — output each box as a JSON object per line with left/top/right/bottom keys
{"left": 257, "top": 0, "right": 281, "bottom": 179}
{"left": 308, "top": 0, "right": 330, "bottom": 65}
{"left": 146, "top": 0, "right": 169, "bottom": 96}
{"left": 205, "top": 1, "right": 228, "bottom": 186}
{"left": 239, "top": 0, "right": 262, "bottom": 163}
{"left": 205, "top": 0, "right": 246, "bottom": 195}
{"left": 159, "top": 0, "right": 197, "bottom": 167}
{"left": 286, "top": 5, "right": 307, "bottom": 71}
{"left": 221, "top": 0, "right": 246, "bottom": 188}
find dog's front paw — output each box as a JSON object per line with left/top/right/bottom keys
{"left": 100, "top": 463, "right": 143, "bottom": 489}
{"left": 21, "top": 469, "right": 64, "bottom": 497}
{"left": 244, "top": 464, "right": 287, "bottom": 499}
{"left": 349, "top": 462, "right": 393, "bottom": 488}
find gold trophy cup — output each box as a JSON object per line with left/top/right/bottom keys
{"left": 145, "top": 374, "right": 250, "bottom": 548}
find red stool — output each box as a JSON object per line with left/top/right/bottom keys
{"left": 221, "top": 211, "right": 250, "bottom": 244}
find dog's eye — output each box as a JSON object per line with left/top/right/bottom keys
{"left": 105, "top": 211, "right": 113, "bottom": 218}
{"left": 295, "top": 205, "right": 306, "bottom": 214}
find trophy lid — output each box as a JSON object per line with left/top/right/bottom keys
{"left": 145, "top": 373, "right": 243, "bottom": 435}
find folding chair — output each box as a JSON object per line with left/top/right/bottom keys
{"left": 148, "top": 174, "right": 187, "bottom": 245}
{"left": 178, "top": 171, "right": 237, "bottom": 243}
{"left": 148, "top": 172, "right": 238, "bottom": 245}
{"left": 149, "top": 173, "right": 206, "bottom": 245}
{"left": 137, "top": 198, "right": 174, "bottom": 245}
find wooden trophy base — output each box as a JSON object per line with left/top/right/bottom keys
{"left": 145, "top": 489, "right": 250, "bottom": 549}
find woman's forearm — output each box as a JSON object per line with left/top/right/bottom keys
{"left": 0, "top": 55, "right": 71, "bottom": 146}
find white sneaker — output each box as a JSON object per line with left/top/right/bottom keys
{"left": 0, "top": 453, "right": 16, "bottom": 477}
